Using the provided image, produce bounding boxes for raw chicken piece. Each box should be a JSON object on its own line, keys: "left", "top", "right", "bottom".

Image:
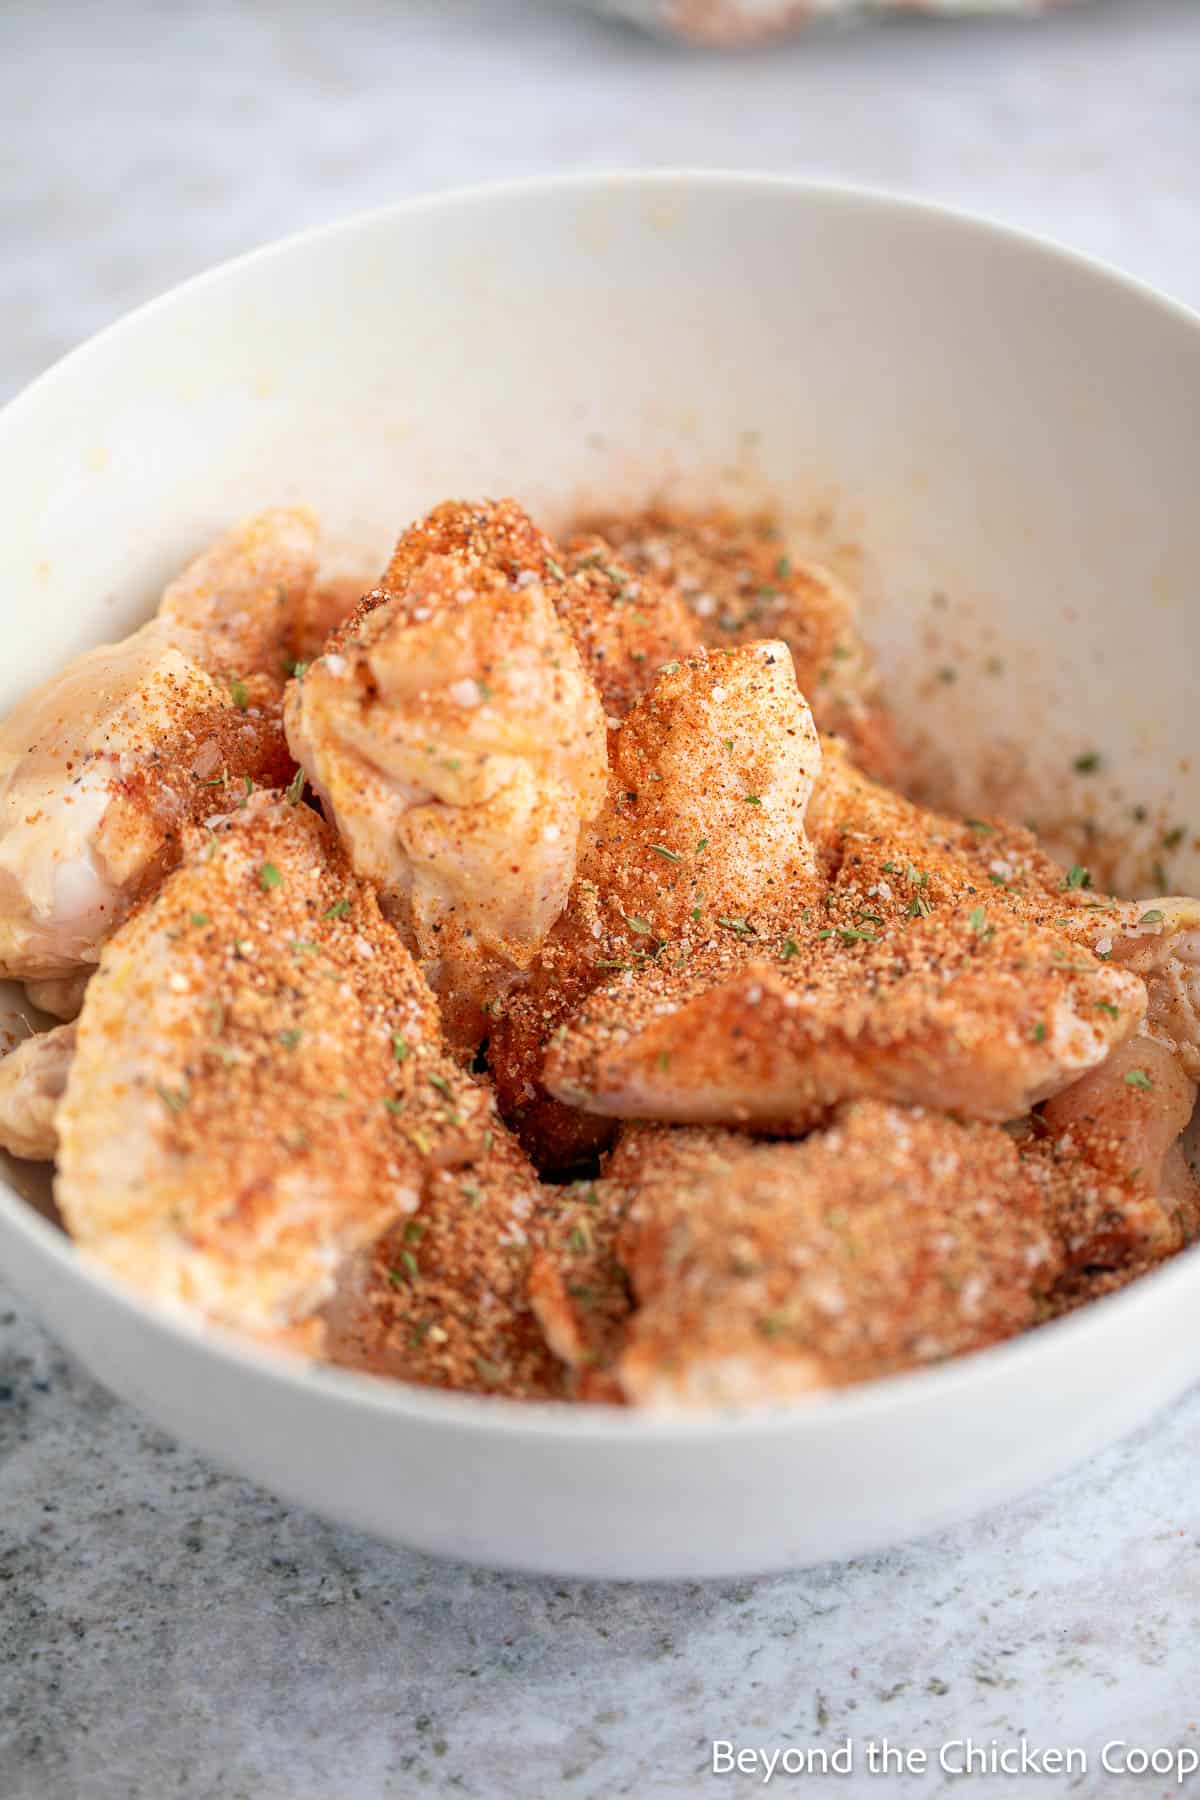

{"left": 285, "top": 500, "right": 608, "bottom": 1054}
{"left": 544, "top": 904, "right": 1145, "bottom": 1132}
{"left": 1028, "top": 1035, "right": 1200, "bottom": 1272}
{"left": 807, "top": 735, "right": 1074, "bottom": 928}
{"left": 293, "top": 571, "right": 370, "bottom": 666}
{"left": 325, "top": 1119, "right": 569, "bottom": 1400}
{"left": 488, "top": 640, "right": 823, "bottom": 1168}
{"left": 0, "top": 1022, "right": 75, "bottom": 1161}
{"left": 1069, "top": 895, "right": 1200, "bottom": 1078}
{"left": 24, "top": 972, "right": 90, "bottom": 1020}
{"left": 525, "top": 1126, "right": 760, "bottom": 1402}
{"left": 55, "top": 795, "right": 492, "bottom": 1348}
{"left": 0, "top": 509, "right": 316, "bottom": 982}
{"left": 1027, "top": 897, "right": 1200, "bottom": 1271}
{"left": 580, "top": 502, "right": 897, "bottom": 780}
{"left": 157, "top": 505, "right": 320, "bottom": 681}
{"left": 552, "top": 535, "right": 701, "bottom": 722}
{"left": 611, "top": 1104, "right": 1058, "bottom": 1410}
{"left": 526, "top": 1170, "right": 632, "bottom": 1402}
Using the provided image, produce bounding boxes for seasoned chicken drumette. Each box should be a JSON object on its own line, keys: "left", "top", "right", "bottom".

{"left": 545, "top": 903, "right": 1145, "bottom": 1132}
{"left": 0, "top": 509, "right": 315, "bottom": 986}
{"left": 285, "top": 501, "right": 609, "bottom": 1054}
{"left": 54, "top": 794, "right": 502, "bottom": 1348}
{"left": 580, "top": 502, "right": 897, "bottom": 780}
{"left": 533, "top": 1106, "right": 1058, "bottom": 1411}
{"left": 488, "top": 640, "right": 823, "bottom": 1168}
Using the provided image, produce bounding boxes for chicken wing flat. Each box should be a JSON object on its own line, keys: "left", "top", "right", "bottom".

{"left": 546, "top": 901, "right": 1144, "bottom": 1134}
{"left": 285, "top": 501, "right": 608, "bottom": 1054}
{"left": 54, "top": 794, "right": 492, "bottom": 1347}
{"left": 0, "top": 509, "right": 314, "bottom": 982}
{"left": 488, "top": 640, "right": 823, "bottom": 1168}
{"left": 579, "top": 502, "right": 897, "bottom": 780}
{"left": 610, "top": 1104, "right": 1057, "bottom": 1410}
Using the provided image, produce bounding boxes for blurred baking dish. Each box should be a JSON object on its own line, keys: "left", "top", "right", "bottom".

{"left": 565, "top": 0, "right": 1082, "bottom": 45}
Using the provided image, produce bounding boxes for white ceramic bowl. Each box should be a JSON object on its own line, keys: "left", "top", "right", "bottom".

{"left": 2, "top": 174, "right": 1199, "bottom": 1580}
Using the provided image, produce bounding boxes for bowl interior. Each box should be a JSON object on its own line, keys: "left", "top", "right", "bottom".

{"left": 3, "top": 170, "right": 1200, "bottom": 1370}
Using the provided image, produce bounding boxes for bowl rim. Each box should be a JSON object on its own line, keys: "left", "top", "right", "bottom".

{"left": 3, "top": 166, "right": 1199, "bottom": 1444}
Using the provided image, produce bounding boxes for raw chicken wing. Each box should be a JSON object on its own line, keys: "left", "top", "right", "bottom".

{"left": 545, "top": 904, "right": 1145, "bottom": 1132}
{"left": 54, "top": 794, "right": 492, "bottom": 1347}
{"left": 611, "top": 1104, "right": 1057, "bottom": 1410}
{"left": 285, "top": 501, "right": 608, "bottom": 1054}
{"left": 1028, "top": 896, "right": 1200, "bottom": 1271}
{"left": 580, "top": 502, "right": 897, "bottom": 780}
{"left": 489, "top": 640, "right": 823, "bottom": 1168}
{"left": 0, "top": 509, "right": 315, "bottom": 982}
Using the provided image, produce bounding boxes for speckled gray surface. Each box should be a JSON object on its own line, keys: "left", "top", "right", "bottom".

{"left": 3, "top": 3, "right": 1200, "bottom": 1795}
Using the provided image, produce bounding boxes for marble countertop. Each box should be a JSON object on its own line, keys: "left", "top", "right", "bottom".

{"left": 3, "top": 2, "right": 1200, "bottom": 1794}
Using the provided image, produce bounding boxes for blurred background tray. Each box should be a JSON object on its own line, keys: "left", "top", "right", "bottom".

{"left": 562, "top": 0, "right": 1085, "bottom": 45}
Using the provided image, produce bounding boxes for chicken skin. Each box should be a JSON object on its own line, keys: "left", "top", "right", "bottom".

{"left": 580, "top": 502, "right": 897, "bottom": 780}
{"left": 495, "top": 640, "right": 1128, "bottom": 1167}
{"left": 285, "top": 501, "right": 608, "bottom": 1054}
{"left": 607, "top": 1105, "right": 1057, "bottom": 1410}
{"left": 488, "top": 640, "right": 823, "bottom": 1168}
{"left": 0, "top": 509, "right": 314, "bottom": 984}
{"left": 54, "top": 794, "right": 494, "bottom": 1347}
